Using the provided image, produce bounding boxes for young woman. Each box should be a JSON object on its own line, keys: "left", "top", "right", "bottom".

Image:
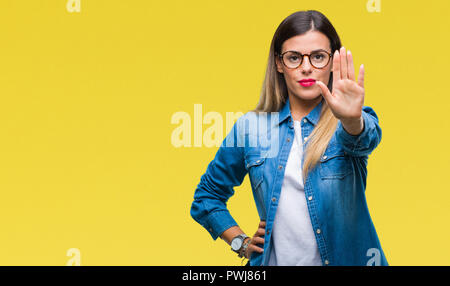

{"left": 190, "top": 10, "right": 388, "bottom": 266}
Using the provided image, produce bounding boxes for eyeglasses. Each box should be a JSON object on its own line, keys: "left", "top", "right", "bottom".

{"left": 277, "top": 49, "right": 333, "bottom": 69}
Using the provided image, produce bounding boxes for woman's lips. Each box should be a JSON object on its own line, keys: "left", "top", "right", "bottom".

{"left": 298, "top": 79, "right": 316, "bottom": 87}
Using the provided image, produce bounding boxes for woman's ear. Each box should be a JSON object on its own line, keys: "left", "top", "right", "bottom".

{"left": 275, "top": 56, "right": 284, "bottom": 74}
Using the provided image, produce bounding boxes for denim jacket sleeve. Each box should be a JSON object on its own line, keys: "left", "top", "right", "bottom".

{"left": 190, "top": 115, "right": 248, "bottom": 240}
{"left": 335, "top": 106, "right": 382, "bottom": 157}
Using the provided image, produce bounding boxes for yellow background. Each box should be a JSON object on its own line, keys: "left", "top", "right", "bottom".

{"left": 0, "top": 0, "right": 448, "bottom": 265}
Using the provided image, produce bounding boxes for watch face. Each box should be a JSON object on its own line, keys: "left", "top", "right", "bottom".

{"left": 231, "top": 238, "right": 242, "bottom": 251}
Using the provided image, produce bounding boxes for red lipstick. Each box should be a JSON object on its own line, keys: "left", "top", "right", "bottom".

{"left": 298, "top": 79, "right": 316, "bottom": 87}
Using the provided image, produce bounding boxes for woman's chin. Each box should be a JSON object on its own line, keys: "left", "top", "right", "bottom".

{"left": 291, "top": 92, "right": 322, "bottom": 102}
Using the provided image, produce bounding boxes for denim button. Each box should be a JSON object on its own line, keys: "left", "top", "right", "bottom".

{"left": 278, "top": 165, "right": 283, "bottom": 170}
{"left": 316, "top": 229, "right": 321, "bottom": 234}
{"left": 303, "top": 119, "right": 307, "bottom": 123}
{"left": 322, "top": 155, "right": 327, "bottom": 160}
{"left": 308, "top": 196, "right": 313, "bottom": 201}
{"left": 287, "top": 137, "right": 291, "bottom": 142}
{"left": 272, "top": 197, "right": 276, "bottom": 202}
{"left": 304, "top": 137, "right": 308, "bottom": 142}
{"left": 325, "top": 260, "right": 329, "bottom": 265}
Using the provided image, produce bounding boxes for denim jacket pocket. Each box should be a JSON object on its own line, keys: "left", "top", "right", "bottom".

{"left": 319, "top": 144, "right": 352, "bottom": 180}
{"left": 245, "top": 154, "right": 266, "bottom": 189}
{"left": 245, "top": 153, "right": 267, "bottom": 220}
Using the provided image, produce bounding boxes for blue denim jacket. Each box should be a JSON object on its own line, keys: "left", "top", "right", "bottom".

{"left": 190, "top": 96, "right": 388, "bottom": 266}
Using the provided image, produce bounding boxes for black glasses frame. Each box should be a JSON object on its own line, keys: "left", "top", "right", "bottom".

{"left": 277, "top": 50, "right": 333, "bottom": 69}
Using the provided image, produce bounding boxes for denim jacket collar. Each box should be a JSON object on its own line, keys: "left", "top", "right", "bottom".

{"left": 278, "top": 96, "right": 324, "bottom": 126}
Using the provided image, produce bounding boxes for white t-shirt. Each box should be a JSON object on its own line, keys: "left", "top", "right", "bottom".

{"left": 267, "top": 120, "right": 322, "bottom": 266}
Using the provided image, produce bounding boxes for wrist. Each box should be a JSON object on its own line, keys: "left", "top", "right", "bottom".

{"left": 340, "top": 115, "right": 364, "bottom": 136}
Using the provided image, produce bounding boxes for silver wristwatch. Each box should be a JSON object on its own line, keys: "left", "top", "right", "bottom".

{"left": 230, "top": 234, "right": 249, "bottom": 256}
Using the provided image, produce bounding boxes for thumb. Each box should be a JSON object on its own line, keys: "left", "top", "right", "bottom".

{"left": 316, "top": 80, "right": 333, "bottom": 103}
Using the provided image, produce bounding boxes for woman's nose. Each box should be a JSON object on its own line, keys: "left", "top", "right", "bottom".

{"left": 299, "top": 55, "right": 313, "bottom": 72}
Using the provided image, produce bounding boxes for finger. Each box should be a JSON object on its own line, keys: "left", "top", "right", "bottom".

{"left": 251, "top": 236, "right": 265, "bottom": 245}
{"left": 347, "top": 50, "right": 355, "bottom": 82}
{"left": 316, "top": 80, "right": 334, "bottom": 104}
{"left": 357, "top": 64, "right": 365, "bottom": 88}
{"left": 249, "top": 244, "right": 264, "bottom": 253}
{"left": 340, "top": 46, "right": 348, "bottom": 80}
{"left": 333, "top": 50, "right": 341, "bottom": 83}
{"left": 245, "top": 245, "right": 263, "bottom": 259}
{"left": 256, "top": 228, "right": 266, "bottom": 236}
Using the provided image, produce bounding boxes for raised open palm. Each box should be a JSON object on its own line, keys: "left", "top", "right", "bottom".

{"left": 316, "top": 46, "right": 365, "bottom": 121}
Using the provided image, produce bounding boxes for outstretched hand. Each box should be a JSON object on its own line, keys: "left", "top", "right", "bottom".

{"left": 316, "top": 46, "right": 365, "bottom": 122}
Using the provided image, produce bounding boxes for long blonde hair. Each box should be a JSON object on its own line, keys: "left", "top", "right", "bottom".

{"left": 251, "top": 10, "right": 342, "bottom": 180}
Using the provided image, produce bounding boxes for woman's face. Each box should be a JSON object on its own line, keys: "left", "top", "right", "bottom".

{"left": 276, "top": 30, "right": 333, "bottom": 102}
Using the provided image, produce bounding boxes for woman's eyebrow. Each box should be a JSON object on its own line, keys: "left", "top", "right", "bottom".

{"left": 285, "top": 48, "right": 329, "bottom": 53}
